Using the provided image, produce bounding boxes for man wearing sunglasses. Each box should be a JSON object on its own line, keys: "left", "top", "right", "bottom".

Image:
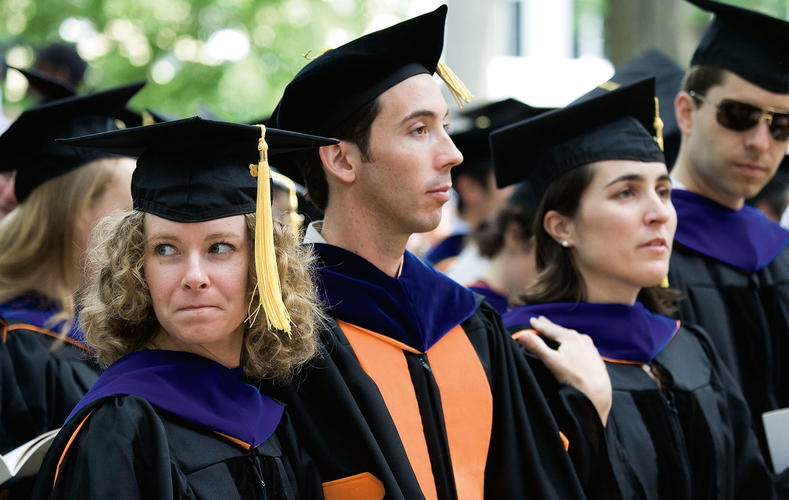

{"left": 668, "top": 0, "right": 789, "bottom": 473}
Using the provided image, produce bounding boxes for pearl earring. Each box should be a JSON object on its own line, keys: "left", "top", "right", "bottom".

{"left": 561, "top": 240, "right": 569, "bottom": 247}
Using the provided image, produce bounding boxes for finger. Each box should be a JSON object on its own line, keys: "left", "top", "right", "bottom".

{"left": 529, "top": 316, "right": 576, "bottom": 342}
{"left": 517, "top": 329, "right": 558, "bottom": 361}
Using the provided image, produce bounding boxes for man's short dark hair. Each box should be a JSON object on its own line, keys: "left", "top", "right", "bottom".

{"left": 300, "top": 97, "right": 381, "bottom": 211}
{"left": 681, "top": 65, "right": 727, "bottom": 97}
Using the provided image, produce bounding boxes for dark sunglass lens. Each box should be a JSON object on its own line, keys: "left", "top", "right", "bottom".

{"left": 770, "top": 113, "right": 789, "bottom": 141}
{"left": 717, "top": 100, "right": 761, "bottom": 130}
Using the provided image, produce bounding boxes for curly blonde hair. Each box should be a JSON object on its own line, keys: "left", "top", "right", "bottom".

{"left": 79, "top": 210, "right": 322, "bottom": 380}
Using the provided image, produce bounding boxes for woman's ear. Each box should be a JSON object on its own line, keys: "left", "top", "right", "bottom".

{"left": 318, "top": 141, "right": 359, "bottom": 185}
{"left": 543, "top": 209, "right": 574, "bottom": 248}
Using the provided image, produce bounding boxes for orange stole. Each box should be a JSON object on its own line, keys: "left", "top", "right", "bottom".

{"left": 337, "top": 320, "right": 492, "bottom": 500}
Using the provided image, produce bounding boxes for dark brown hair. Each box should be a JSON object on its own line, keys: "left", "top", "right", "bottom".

{"left": 475, "top": 202, "right": 536, "bottom": 258}
{"left": 300, "top": 98, "right": 381, "bottom": 211}
{"left": 681, "top": 65, "right": 727, "bottom": 96}
{"left": 515, "top": 164, "right": 680, "bottom": 315}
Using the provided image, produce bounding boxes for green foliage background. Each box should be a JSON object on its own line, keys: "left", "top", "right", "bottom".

{"left": 0, "top": 0, "right": 406, "bottom": 121}
{"left": 2, "top": 0, "right": 788, "bottom": 122}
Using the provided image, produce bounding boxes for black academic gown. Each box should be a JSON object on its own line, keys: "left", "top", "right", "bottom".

{"left": 0, "top": 317, "right": 99, "bottom": 498}
{"left": 31, "top": 350, "right": 322, "bottom": 500}
{"left": 264, "top": 243, "right": 600, "bottom": 499}
{"left": 603, "top": 326, "right": 774, "bottom": 499}
{"left": 668, "top": 190, "right": 789, "bottom": 468}
{"left": 505, "top": 302, "right": 776, "bottom": 499}
{"left": 32, "top": 396, "right": 318, "bottom": 500}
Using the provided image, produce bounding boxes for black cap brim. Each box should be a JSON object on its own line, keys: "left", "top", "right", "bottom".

{"left": 491, "top": 78, "right": 664, "bottom": 197}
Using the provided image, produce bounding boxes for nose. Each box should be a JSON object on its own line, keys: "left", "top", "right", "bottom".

{"left": 645, "top": 192, "right": 673, "bottom": 226}
{"left": 181, "top": 253, "right": 209, "bottom": 290}
{"left": 744, "top": 117, "right": 774, "bottom": 152}
{"left": 440, "top": 130, "right": 464, "bottom": 170}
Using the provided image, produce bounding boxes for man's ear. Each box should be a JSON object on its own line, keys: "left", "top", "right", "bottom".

{"left": 318, "top": 141, "right": 359, "bottom": 185}
{"left": 543, "top": 209, "right": 574, "bottom": 247}
{"left": 675, "top": 91, "right": 696, "bottom": 137}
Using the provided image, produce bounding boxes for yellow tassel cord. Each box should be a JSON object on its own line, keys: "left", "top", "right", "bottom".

{"left": 660, "top": 276, "right": 670, "bottom": 288}
{"left": 653, "top": 97, "right": 664, "bottom": 152}
{"left": 141, "top": 110, "right": 155, "bottom": 126}
{"left": 597, "top": 80, "right": 620, "bottom": 91}
{"left": 248, "top": 125, "right": 292, "bottom": 335}
{"left": 436, "top": 60, "right": 472, "bottom": 109}
{"left": 270, "top": 170, "right": 304, "bottom": 236}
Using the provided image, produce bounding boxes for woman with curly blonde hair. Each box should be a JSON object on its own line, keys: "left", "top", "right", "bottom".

{"left": 32, "top": 117, "right": 337, "bottom": 500}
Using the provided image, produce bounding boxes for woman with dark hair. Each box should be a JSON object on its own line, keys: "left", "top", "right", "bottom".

{"left": 31, "top": 118, "right": 336, "bottom": 499}
{"left": 493, "top": 79, "right": 776, "bottom": 499}
{"left": 469, "top": 196, "right": 537, "bottom": 313}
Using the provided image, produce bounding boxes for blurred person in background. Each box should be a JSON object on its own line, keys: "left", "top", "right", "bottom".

{"left": 468, "top": 190, "right": 538, "bottom": 314}
{"left": 424, "top": 99, "right": 545, "bottom": 278}
{"left": 0, "top": 82, "right": 142, "bottom": 497}
{"left": 33, "top": 42, "right": 86, "bottom": 90}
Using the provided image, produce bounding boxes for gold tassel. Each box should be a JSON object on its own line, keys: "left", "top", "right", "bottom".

{"left": 597, "top": 80, "right": 620, "bottom": 91}
{"left": 142, "top": 110, "right": 155, "bottom": 126}
{"left": 660, "top": 276, "right": 669, "bottom": 288}
{"left": 270, "top": 170, "right": 304, "bottom": 236}
{"left": 248, "top": 125, "right": 292, "bottom": 335}
{"left": 653, "top": 97, "right": 664, "bottom": 152}
{"left": 436, "top": 60, "right": 472, "bottom": 109}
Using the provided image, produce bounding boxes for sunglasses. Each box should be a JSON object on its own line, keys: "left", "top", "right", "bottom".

{"left": 689, "top": 90, "right": 789, "bottom": 141}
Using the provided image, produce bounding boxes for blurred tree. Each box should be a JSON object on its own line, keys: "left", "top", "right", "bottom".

{"left": 604, "top": 0, "right": 789, "bottom": 68}
{"left": 0, "top": 0, "right": 408, "bottom": 121}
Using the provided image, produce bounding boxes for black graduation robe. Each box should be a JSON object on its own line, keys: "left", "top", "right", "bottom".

{"left": 668, "top": 189, "right": 789, "bottom": 468}
{"left": 505, "top": 302, "right": 776, "bottom": 499}
{"left": 31, "top": 350, "right": 322, "bottom": 500}
{"left": 0, "top": 316, "right": 99, "bottom": 498}
{"left": 263, "top": 243, "right": 604, "bottom": 500}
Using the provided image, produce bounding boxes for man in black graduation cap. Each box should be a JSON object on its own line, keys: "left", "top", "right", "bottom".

{"left": 265, "top": 5, "right": 615, "bottom": 499}
{"left": 423, "top": 99, "right": 547, "bottom": 280}
{"left": 667, "top": 0, "right": 789, "bottom": 470}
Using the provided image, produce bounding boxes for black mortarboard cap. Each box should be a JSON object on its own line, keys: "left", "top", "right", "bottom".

{"left": 269, "top": 5, "right": 449, "bottom": 138}
{"left": 451, "top": 99, "right": 551, "bottom": 175}
{"left": 584, "top": 49, "right": 684, "bottom": 168}
{"left": 688, "top": 0, "right": 789, "bottom": 93}
{"left": 57, "top": 116, "right": 337, "bottom": 223}
{"left": 9, "top": 65, "right": 76, "bottom": 101}
{"left": 490, "top": 78, "right": 665, "bottom": 200}
{"left": 0, "top": 81, "right": 145, "bottom": 202}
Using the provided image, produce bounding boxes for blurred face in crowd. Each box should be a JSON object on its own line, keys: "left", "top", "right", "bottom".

{"left": 0, "top": 171, "right": 17, "bottom": 220}
{"left": 352, "top": 74, "right": 464, "bottom": 238}
{"left": 502, "top": 229, "right": 537, "bottom": 296}
{"left": 143, "top": 213, "right": 249, "bottom": 367}
{"left": 678, "top": 71, "right": 789, "bottom": 208}
{"left": 547, "top": 160, "right": 676, "bottom": 304}
{"left": 76, "top": 158, "right": 136, "bottom": 259}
